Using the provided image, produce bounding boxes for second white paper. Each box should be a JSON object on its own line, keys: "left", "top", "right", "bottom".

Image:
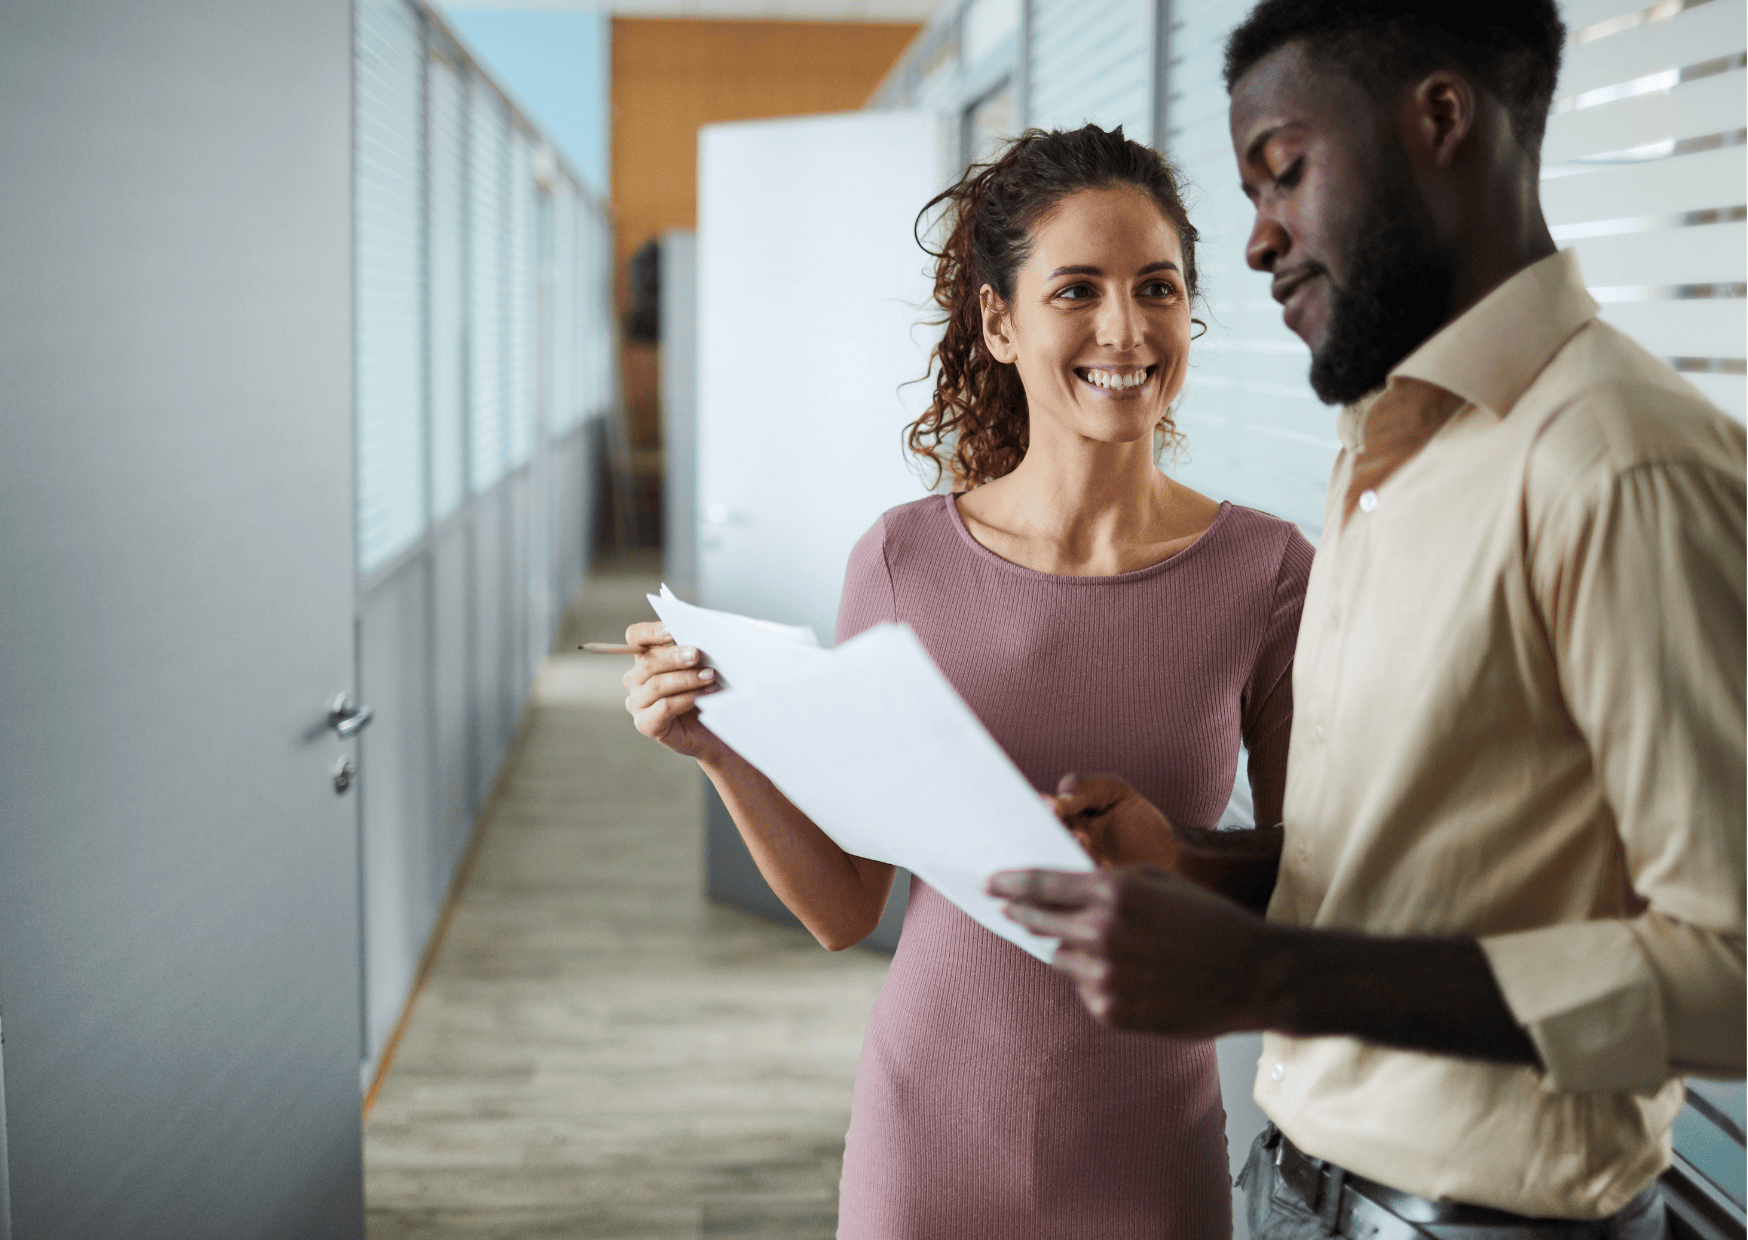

{"left": 698, "top": 622, "right": 1092, "bottom": 961}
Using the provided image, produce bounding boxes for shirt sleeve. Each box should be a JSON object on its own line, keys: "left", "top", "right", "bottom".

{"left": 1241, "top": 526, "right": 1314, "bottom": 829}
{"left": 1482, "top": 457, "right": 1747, "bottom": 1091}
{"left": 835, "top": 513, "right": 898, "bottom": 645}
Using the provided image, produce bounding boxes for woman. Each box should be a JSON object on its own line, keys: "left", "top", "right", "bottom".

{"left": 622, "top": 125, "right": 1313, "bottom": 1237}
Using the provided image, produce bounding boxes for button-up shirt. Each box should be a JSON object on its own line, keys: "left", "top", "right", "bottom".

{"left": 1256, "top": 249, "right": 1745, "bottom": 1217}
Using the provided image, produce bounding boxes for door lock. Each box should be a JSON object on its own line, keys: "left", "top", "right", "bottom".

{"left": 333, "top": 757, "right": 355, "bottom": 795}
{"left": 327, "top": 693, "right": 375, "bottom": 740}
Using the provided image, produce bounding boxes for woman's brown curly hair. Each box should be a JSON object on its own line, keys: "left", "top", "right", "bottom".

{"left": 907, "top": 125, "right": 1201, "bottom": 490}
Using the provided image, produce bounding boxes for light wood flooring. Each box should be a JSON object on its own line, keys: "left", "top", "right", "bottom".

{"left": 364, "top": 564, "right": 891, "bottom": 1239}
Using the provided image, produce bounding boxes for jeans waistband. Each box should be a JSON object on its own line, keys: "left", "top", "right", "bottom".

{"left": 1268, "top": 1125, "right": 1664, "bottom": 1238}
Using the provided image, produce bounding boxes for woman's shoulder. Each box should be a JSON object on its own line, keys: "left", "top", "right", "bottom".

{"left": 847, "top": 493, "right": 959, "bottom": 565}
{"left": 1203, "top": 502, "right": 1314, "bottom": 594}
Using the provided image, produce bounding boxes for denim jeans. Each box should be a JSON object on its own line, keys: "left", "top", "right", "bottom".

{"left": 1237, "top": 1126, "right": 1669, "bottom": 1240}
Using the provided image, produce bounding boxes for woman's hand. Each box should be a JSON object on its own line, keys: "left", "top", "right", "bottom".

{"left": 1048, "top": 772, "right": 1283, "bottom": 912}
{"left": 622, "top": 620, "right": 724, "bottom": 762}
{"left": 1049, "top": 773, "right": 1183, "bottom": 870}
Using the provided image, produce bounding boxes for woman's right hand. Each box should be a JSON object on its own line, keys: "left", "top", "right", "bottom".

{"left": 622, "top": 620, "right": 724, "bottom": 762}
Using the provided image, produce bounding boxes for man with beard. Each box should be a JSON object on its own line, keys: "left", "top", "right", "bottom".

{"left": 988, "top": 1, "right": 1745, "bottom": 1235}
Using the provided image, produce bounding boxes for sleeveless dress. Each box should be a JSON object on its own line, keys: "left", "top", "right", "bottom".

{"left": 833, "top": 494, "right": 1313, "bottom": 1240}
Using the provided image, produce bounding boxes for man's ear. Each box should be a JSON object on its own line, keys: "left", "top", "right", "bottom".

{"left": 980, "top": 284, "right": 1019, "bottom": 365}
{"left": 1406, "top": 70, "right": 1476, "bottom": 169}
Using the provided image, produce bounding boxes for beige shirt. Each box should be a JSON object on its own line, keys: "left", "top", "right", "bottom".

{"left": 1256, "top": 249, "right": 1746, "bottom": 1217}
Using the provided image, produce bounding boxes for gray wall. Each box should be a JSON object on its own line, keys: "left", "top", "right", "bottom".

{"left": 358, "top": 422, "right": 599, "bottom": 1074}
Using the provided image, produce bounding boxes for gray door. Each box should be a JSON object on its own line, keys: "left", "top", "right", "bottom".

{"left": 0, "top": 2, "right": 365, "bottom": 1238}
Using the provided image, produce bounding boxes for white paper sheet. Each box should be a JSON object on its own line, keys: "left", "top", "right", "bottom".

{"left": 696, "top": 622, "right": 1091, "bottom": 962}
{"left": 647, "top": 584, "right": 828, "bottom": 691}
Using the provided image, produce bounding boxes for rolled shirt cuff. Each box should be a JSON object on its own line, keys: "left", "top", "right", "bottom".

{"left": 1480, "top": 919, "right": 1669, "bottom": 1094}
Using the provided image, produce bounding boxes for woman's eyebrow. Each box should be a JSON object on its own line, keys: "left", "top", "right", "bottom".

{"left": 1047, "top": 260, "right": 1180, "bottom": 278}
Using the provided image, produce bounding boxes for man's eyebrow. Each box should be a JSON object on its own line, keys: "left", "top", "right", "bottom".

{"left": 1243, "top": 123, "right": 1288, "bottom": 167}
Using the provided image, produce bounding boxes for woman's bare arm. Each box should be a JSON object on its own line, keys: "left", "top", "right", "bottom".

{"left": 622, "top": 620, "right": 894, "bottom": 950}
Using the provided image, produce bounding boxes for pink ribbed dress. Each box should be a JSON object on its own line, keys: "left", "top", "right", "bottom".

{"left": 832, "top": 494, "right": 1313, "bottom": 1240}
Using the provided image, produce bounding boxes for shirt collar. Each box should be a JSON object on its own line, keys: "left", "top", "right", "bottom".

{"left": 1336, "top": 249, "right": 1599, "bottom": 451}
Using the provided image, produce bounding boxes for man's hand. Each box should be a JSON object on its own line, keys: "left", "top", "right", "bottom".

{"left": 986, "top": 866, "right": 1275, "bottom": 1038}
{"left": 987, "top": 865, "right": 1542, "bottom": 1065}
{"left": 1051, "top": 774, "right": 1282, "bottom": 913}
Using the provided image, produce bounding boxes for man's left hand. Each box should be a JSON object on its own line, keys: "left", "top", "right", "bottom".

{"left": 986, "top": 866, "right": 1275, "bottom": 1038}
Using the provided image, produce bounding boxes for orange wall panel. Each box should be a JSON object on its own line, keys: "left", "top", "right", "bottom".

{"left": 610, "top": 17, "right": 920, "bottom": 310}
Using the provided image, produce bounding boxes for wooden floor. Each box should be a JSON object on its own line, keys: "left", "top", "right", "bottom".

{"left": 364, "top": 564, "right": 891, "bottom": 1239}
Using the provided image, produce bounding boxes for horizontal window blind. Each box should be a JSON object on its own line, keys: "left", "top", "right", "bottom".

{"left": 1545, "top": 0, "right": 1746, "bottom": 421}
{"left": 1163, "top": 0, "right": 1746, "bottom": 544}
{"left": 1029, "top": 0, "right": 1158, "bottom": 141}
{"left": 505, "top": 129, "right": 536, "bottom": 467}
{"left": 355, "top": 0, "right": 427, "bottom": 573}
{"left": 468, "top": 87, "right": 508, "bottom": 494}
{"left": 551, "top": 184, "right": 577, "bottom": 434}
{"left": 1164, "top": 0, "right": 1333, "bottom": 538}
{"left": 427, "top": 44, "right": 466, "bottom": 522}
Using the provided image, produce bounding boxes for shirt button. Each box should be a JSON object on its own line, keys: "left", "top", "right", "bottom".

{"left": 1358, "top": 489, "right": 1379, "bottom": 513}
{"left": 1271, "top": 1063, "right": 1286, "bottom": 1082}
{"left": 1313, "top": 724, "right": 1325, "bottom": 743}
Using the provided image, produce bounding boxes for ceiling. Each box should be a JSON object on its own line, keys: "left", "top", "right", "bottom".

{"left": 442, "top": 0, "right": 940, "bottom": 22}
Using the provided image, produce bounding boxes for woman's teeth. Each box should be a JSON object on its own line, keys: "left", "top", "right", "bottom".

{"left": 1083, "top": 368, "right": 1148, "bottom": 390}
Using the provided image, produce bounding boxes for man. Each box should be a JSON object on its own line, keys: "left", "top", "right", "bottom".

{"left": 988, "top": 1, "right": 1745, "bottom": 1234}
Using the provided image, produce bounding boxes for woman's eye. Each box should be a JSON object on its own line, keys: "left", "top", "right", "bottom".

{"left": 1054, "top": 283, "right": 1094, "bottom": 302}
{"left": 1141, "top": 280, "right": 1178, "bottom": 299}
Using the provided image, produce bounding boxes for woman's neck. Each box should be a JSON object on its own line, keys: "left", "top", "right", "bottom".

{"left": 955, "top": 431, "right": 1221, "bottom": 577}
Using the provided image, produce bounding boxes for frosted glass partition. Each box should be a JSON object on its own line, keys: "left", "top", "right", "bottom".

{"left": 427, "top": 46, "right": 468, "bottom": 522}
{"left": 505, "top": 129, "right": 537, "bottom": 467}
{"left": 696, "top": 111, "right": 946, "bottom": 646}
{"left": 355, "top": 0, "right": 428, "bottom": 571}
{"left": 468, "top": 87, "right": 508, "bottom": 495}
{"left": 1029, "top": 0, "right": 1158, "bottom": 141}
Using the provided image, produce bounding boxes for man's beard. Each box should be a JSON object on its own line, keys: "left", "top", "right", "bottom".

{"left": 1308, "top": 148, "right": 1458, "bottom": 405}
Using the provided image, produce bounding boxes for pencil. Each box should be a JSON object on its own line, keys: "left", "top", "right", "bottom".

{"left": 579, "top": 642, "right": 643, "bottom": 654}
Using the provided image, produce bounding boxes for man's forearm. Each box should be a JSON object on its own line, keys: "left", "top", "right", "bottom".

{"left": 1172, "top": 824, "right": 1281, "bottom": 914}
{"left": 1254, "top": 925, "right": 1541, "bottom": 1066}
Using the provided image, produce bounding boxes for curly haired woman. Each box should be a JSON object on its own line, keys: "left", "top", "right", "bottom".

{"left": 621, "top": 124, "right": 1313, "bottom": 1238}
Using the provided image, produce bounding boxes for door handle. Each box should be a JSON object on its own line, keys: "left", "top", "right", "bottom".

{"left": 328, "top": 693, "right": 375, "bottom": 740}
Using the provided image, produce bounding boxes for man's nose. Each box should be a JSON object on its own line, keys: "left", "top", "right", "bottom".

{"left": 1246, "top": 215, "right": 1289, "bottom": 273}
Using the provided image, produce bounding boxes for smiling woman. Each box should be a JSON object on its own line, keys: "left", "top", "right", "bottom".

{"left": 619, "top": 123, "right": 1315, "bottom": 1237}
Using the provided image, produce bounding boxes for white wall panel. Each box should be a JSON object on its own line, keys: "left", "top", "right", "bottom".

{"left": 697, "top": 111, "right": 942, "bottom": 645}
{"left": 354, "top": 0, "right": 426, "bottom": 572}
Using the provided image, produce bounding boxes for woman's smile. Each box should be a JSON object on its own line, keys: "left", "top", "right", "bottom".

{"left": 1075, "top": 364, "right": 1156, "bottom": 394}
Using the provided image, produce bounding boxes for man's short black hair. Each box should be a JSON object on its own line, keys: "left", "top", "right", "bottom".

{"left": 1223, "top": 0, "right": 1566, "bottom": 157}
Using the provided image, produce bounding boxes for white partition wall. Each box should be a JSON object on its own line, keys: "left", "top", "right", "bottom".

{"left": 697, "top": 111, "right": 946, "bottom": 644}
{"left": 695, "top": 110, "right": 946, "bottom": 948}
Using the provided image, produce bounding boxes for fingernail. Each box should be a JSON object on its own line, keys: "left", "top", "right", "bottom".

{"left": 681, "top": 647, "right": 698, "bottom": 663}
{"left": 657, "top": 626, "right": 671, "bottom": 640}
{"left": 1057, "top": 774, "right": 1079, "bottom": 794}
{"left": 698, "top": 667, "right": 715, "bottom": 681}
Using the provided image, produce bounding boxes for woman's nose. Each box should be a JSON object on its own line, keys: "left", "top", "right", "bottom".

{"left": 1097, "top": 295, "right": 1144, "bottom": 351}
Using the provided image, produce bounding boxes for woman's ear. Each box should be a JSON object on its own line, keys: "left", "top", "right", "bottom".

{"left": 980, "top": 285, "right": 1019, "bottom": 365}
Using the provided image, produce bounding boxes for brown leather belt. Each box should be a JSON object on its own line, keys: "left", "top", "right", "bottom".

{"left": 1272, "top": 1128, "right": 1664, "bottom": 1240}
